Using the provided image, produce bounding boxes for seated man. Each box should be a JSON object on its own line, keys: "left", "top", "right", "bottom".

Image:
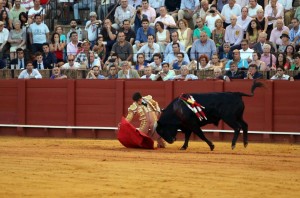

{"left": 225, "top": 49, "right": 249, "bottom": 70}
{"left": 148, "top": 53, "right": 163, "bottom": 71}
{"left": 153, "top": 6, "right": 177, "bottom": 29}
{"left": 113, "top": 0, "right": 135, "bottom": 30}
{"left": 164, "top": 32, "right": 185, "bottom": 57}
{"left": 133, "top": 18, "right": 155, "bottom": 54}
{"left": 193, "top": 18, "right": 211, "bottom": 41}
{"left": 165, "top": 42, "right": 190, "bottom": 65}
{"left": 50, "top": 67, "right": 67, "bottom": 79}
{"left": 135, "top": 34, "right": 160, "bottom": 62}
{"left": 61, "top": 55, "right": 81, "bottom": 69}
{"left": 42, "top": 43, "right": 57, "bottom": 69}
{"left": 172, "top": 52, "right": 189, "bottom": 70}
{"left": 117, "top": 61, "right": 140, "bottom": 79}
{"left": 190, "top": 32, "right": 216, "bottom": 61}
{"left": 141, "top": 66, "right": 156, "bottom": 80}
{"left": 170, "top": 65, "right": 198, "bottom": 80}
{"left": 154, "top": 62, "right": 175, "bottom": 81}
{"left": 225, "top": 61, "right": 245, "bottom": 79}
{"left": 269, "top": 19, "right": 289, "bottom": 51}
{"left": 271, "top": 66, "right": 294, "bottom": 81}
{"left": 86, "top": 66, "right": 105, "bottom": 79}
{"left": 239, "top": 39, "right": 254, "bottom": 62}
{"left": 10, "top": 48, "right": 27, "bottom": 69}
{"left": 125, "top": 92, "right": 165, "bottom": 148}
{"left": 207, "top": 67, "right": 230, "bottom": 82}
{"left": 106, "top": 65, "right": 118, "bottom": 79}
{"left": 18, "top": 61, "right": 42, "bottom": 79}
{"left": 244, "top": 64, "right": 263, "bottom": 79}
{"left": 224, "top": 15, "right": 243, "bottom": 51}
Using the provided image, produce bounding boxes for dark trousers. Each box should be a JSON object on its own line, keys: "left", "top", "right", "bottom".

{"left": 32, "top": 43, "right": 44, "bottom": 54}
{"left": 0, "top": 43, "right": 10, "bottom": 59}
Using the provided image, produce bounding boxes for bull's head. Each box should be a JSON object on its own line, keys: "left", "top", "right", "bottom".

{"left": 154, "top": 121, "right": 178, "bottom": 144}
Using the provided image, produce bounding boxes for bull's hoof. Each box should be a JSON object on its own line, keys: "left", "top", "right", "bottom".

{"left": 244, "top": 142, "right": 248, "bottom": 148}
{"left": 180, "top": 146, "right": 187, "bottom": 150}
{"left": 231, "top": 144, "right": 236, "bottom": 150}
{"left": 209, "top": 144, "right": 215, "bottom": 151}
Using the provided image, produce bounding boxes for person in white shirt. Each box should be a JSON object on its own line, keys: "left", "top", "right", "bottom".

{"left": 135, "top": 34, "right": 160, "bottom": 62}
{"left": 27, "top": 0, "right": 46, "bottom": 24}
{"left": 246, "top": 0, "right": 262, "bottom": 17}
{"left": 113, "top": 0, "right": 135, "bottom": 30}
{"left": 141, "top": 66, "right": 156, "bottom": 80}
{"left": 221, "top": 0, "right": 241, "bottom": 27}
{"left": 153, "top": 6, "right": 177, "bottom": 29}
{"left": 61, "top": 55, "right": 81, "bottom": 69}
{"left": 235, "top": 0, "right": 248, "bottom": 7}
{"left": 170, "top": 65, "right": 198, "bottom": 80}
{"left": 224, "top": 15, "right": 243, "bottom": 50}
{"left": 18, "top": 61, "right": 42, "bottom": 79}
{"left": 264, "top": 0, "right": 284, "bottom": 29}
{"left": 205, "top": 4, "right": 222, "bottom": 32}
{"left": 239, "top": 39, "right": 254, "bottom": 62}
{"left": 0, "top": 21, "right": 9, "bottom": 59}
{"left": 271, "top": 66, "right": 294, "bottom": 81}
{"left": 85, "top": 12, "right": 102, "bottom": 47}
{"left": 237, "top": 7, "right": 252, "bottom": 34}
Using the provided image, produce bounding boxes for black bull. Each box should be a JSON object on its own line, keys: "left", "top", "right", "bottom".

{"left": 155, "top": 81, "right": 263, "bottom": 150}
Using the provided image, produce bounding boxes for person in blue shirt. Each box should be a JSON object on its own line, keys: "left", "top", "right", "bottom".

{"left": 225, "top": 49, "right": 249, "bottom": 70}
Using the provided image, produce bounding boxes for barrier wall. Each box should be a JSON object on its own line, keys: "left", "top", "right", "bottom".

{"left": 0, "top": 79, "right": 299, "bottom": 143}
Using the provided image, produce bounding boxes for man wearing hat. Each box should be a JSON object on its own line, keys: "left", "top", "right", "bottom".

{"left": 0, "top": 21, "right": 9, "bottom": 59}
{"left": 278, "top": 32, "right": 291, "bottom": 53}
{"left": 85, "top": 12, "right": 102, "bottom": 48}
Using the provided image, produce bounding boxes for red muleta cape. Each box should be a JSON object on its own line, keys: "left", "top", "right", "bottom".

{"left": 117, "top": 117, "right": 154, "bottom": 149}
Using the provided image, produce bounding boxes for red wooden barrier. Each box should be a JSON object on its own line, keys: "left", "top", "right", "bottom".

{"left": 0, "top": 79, "right": 299, "bottom": 143}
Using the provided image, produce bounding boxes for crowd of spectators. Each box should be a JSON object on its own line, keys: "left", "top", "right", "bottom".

{"left": 1, "top": 0, "right": 300, "bottom": 81}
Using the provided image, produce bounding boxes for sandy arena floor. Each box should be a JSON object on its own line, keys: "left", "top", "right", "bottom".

{"left": 0, "top": 137, "right": 299, "bottom": 198}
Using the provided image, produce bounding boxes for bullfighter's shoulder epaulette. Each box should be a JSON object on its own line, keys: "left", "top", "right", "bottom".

{"left": 143, "top": 95, "right": 153, "bottom": 100}
{"left": 128, "top": 103, "right": 138, "bottom": 111}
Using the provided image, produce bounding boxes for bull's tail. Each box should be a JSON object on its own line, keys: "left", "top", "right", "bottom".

{"left": 239, "top": 81, "right": 264, "bottom": 97}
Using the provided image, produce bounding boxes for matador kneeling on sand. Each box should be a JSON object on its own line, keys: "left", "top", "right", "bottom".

{"left": 125, "top": 92, "right": 166, "bottom": 148}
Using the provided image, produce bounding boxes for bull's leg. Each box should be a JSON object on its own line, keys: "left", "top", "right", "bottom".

{"left": 180, "top": 127, "right": 192, "bottom": 150}
{"left": 238, "top": 119, "right": 248, "bottom": 148}
{"left": 223, "top": 119, "right": 241, "bottom": 150}
{"left": 193, "top": 127, "right": 215, "bottom": 151}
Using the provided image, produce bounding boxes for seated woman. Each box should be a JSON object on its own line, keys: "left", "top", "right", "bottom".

{"left": 208, "top": 54, "right": 224, "bottom": 70}
{"left": 284, "top": 45, "right": 295, "bottom": 65}
{"left": 190, "top": 54, "right": 212, "bottom": 70}
{"left": 177, "top": 19, "right": 192, "bottom": 51}
{"left": 250, "top": 51, "right": 267, "bottom": 71}
{"left": 155, "top": 21, "right": 170, "bottom": 53}
{"left": 246, "top": 19, "right": 262, "bottom": 49}
{"left": 92, "top": 35, "right": 106, "bottom": 66}
{"left": 212, "top": 19, "right": 225, "bottom": 50}
{"left": 0, "top": 10, "right": 12, "bottom": 30}
{"left": 8, "top": 19, "right": 26, "bottom": 60}
{"left": 135, "top": 53, "right": 148, "bottom": 71}
{"left": 50, "top": 33, "right": 66, "bottom": 67}
{"left": 276, "top": 52, "right": 290, "bottom": 71}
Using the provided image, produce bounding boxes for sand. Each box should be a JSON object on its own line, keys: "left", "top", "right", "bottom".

{"left": 0, "top": 137, "right": 299, "bottom": 198}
